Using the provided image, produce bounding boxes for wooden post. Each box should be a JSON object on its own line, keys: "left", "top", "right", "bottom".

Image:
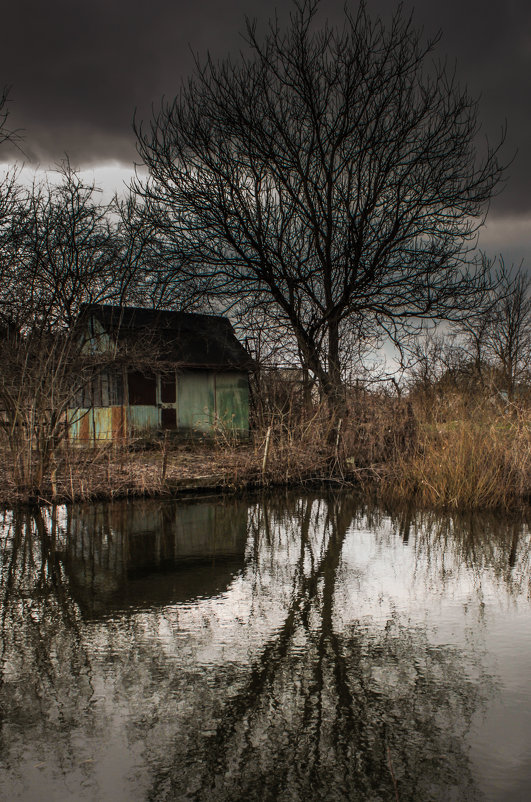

{"left": 335, "top": 418, "right": 343, "bottom": 455}
{"left": 161, "top": 431, "right": 169, "bottom": 482}
{"left": 262, "top": 425, "right": 272, "bottom": 478}
{"left": 50, "top": 456, "right": 57, "bottom": 500}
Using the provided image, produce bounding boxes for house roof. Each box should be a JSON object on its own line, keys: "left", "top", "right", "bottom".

{"left": 80, "top": 304, "right": 254, "bottom": 371}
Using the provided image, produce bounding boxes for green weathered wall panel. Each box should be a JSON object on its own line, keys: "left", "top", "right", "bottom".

{"left": 215, "top": 372, "right": 249, "bottom": 432}
{"left": 177, "top": 372, "right": 215, "bottom": 432}
{"left": 129, "top": 405, "right": 160, "bottom": 432}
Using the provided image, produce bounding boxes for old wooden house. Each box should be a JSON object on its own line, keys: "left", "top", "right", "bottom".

{"left": 70, "top": 304, "right": 252, "bottom": 442}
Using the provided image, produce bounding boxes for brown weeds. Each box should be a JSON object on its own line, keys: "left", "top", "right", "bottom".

{"left": 381, "top": 399, "right": 531, "bottom": 510}
{"left": 1, "top": 392, "right": 531, "bottom": 510}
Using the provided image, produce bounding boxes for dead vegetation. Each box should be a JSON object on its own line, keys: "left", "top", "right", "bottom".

{"left": 0, "top": 391, "right": 411, "bottom": 505}
{"left": 2, "top": 382, "right": 531, "bottom": 511}
{"left": 380, "top": 396, "right": 531, "bottom": 510}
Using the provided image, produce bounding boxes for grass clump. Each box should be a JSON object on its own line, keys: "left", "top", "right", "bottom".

{"left": 380, "top": 399, "right": 531, "bottom": 510}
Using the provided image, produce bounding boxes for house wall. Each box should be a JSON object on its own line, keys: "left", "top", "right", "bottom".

{"left": 69, "top": 369, "right": 249, "bottom": 442}
{"left": 179, "top": 370, "right": 249, "bottom": 434}
{"left": 214, "top": 372, "right": 249, "bottom": 432}
{"left": 69, "top": 406, "right": 126, "bottom": 442}
{"left": 177, "top": 371, "right": 215, "bottom": 432}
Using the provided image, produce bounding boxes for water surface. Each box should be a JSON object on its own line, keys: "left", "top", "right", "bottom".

{"left": 0, "top": 493, "right": 530, "bottom": 800}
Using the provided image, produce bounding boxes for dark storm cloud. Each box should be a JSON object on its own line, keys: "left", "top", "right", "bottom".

{"left": 0, "top": 0, "right": 279, "bottom": 165}
{"left": 382, "top": 0, "right": 531, "bottom": 216}
{"left": 1, "top": 0, "right": 530, "bottom": 215}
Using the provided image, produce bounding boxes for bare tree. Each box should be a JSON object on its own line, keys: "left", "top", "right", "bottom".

{"left": 0, "top": 164, "right": 132, "bottom": 496}
{"left": 0, "top": 90, "right": 23, "bottom": 284}
{"left": 0, "top": 87, "right": 22, "bottom": 150}
{"left": 489, "top": 267, "right": 531, "bottom": 398}
{"left": 135, "top": 0, "right": 505, "bottom": 411}
{"left": 456, "top": 262, "right": 531, "bottom": 400}
{"left": 115, "top": 192, "right": 208, "bottom": 312}
{"left": 1, "top": 163, "right": 123, "bottom": 329}
{"left": 0, "top": 154, "right": 212, "bottom": 496}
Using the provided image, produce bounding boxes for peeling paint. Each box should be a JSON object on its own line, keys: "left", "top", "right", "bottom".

{"left": 69, "top": 370, "right": 249, "bottom": 443}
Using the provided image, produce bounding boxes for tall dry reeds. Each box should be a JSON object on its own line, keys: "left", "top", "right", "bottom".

{"left": 381, "top": 397, "right": 531, "bottom": 510}
{"left": 248, "top": 402, "right": 338, "bottom": 485}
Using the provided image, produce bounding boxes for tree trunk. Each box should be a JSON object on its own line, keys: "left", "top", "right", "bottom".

{"left": 325, "top": 318, "right": 347, "bottom": 417}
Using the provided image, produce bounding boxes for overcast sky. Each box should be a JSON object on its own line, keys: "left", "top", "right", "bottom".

{"left": 1, "top": 0, "right": 529, "bottom": 266}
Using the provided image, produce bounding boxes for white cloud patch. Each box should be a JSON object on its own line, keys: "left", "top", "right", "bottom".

{"left": 0, "top": 160, "right": 139, "bottom": 203}
{"left": 477, "top": 214, "right": 531, "bottom": 269}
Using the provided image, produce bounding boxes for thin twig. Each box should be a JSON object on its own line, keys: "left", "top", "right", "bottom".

{"left": 387, "top": 744, "right": 400, "bottom": 802}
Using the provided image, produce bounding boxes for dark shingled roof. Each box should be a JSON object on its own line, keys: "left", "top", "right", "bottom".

{"left": 80, "top": 304, "right": 253, "bottom": 370}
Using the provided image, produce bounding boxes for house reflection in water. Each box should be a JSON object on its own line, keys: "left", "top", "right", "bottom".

{"left": 60, "top": 499, "right": 248, "bottom": 618}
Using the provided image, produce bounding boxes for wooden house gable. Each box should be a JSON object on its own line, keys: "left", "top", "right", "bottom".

{"left": 70, "top": 305, "right": 252, "bottom": 442}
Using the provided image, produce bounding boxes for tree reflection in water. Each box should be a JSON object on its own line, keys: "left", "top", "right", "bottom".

{"left": 0, "top": 507, "right": 97, "bottom": 790}
{"left": 0, "top": 495, "right": 529, "bottom": 801}
{"left": 161, "top": 496, "right": 495, "bottom": 802}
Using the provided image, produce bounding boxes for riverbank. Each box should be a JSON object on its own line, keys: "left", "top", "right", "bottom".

{"left": 3, "top": 395, "right": 531, "bottom": 510}
{"left": 0, "top": 435, "right": 346, "bottom": 507}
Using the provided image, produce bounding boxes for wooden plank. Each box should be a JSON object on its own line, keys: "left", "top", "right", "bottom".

{"left": 177, "top": 371, "right": 215, "bottom": 432}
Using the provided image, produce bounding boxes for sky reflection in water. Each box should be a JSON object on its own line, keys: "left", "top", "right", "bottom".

{"left": 0, "top": 494, "right": 530, "bottom": 801}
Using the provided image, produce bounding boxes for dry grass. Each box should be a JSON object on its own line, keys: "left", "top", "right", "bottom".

{"left": 2, "top": 392, "right": 531, "bottom": 511}
{"left": 0, "top": 440, "right": 251, "bottom": 506}
{"left": 379, "top": 398, "right": 531, "bottom": 510}
{"left": 0, "top": 401, "right": 351, "bottom": 505}
{"left": 0, "top": 425, "right": 329, "bottom": 506}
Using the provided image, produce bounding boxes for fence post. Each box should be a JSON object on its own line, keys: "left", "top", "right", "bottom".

{"left": 335, "top": 418, "right": 343, "bottom": 455}
{"left": 262, "top": 425, "right": 272, "bottom": 479}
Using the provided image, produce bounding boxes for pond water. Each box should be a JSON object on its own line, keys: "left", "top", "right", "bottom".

{"left": 0, "top": 492, "right": 530, "bottom": 801}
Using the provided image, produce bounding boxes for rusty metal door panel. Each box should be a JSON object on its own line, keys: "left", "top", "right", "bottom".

{"left": 111, "top": 406, "right": 127, "bottom": 441}
{"left": 215, "top": 372, "right": 249, "bottom": 432}
{"left": 69, "top": 406, "right": 126, "bottom": 443}
{"left": 128, "top": 405, "right": 160, "bottom": 433}
{"left": 92, "top": 408, "right": 114, "bottom": 441}
{"left": 68, "top": 408, "right": 90, "bottom": 442}
{"left": 177, "top": 372, "right": 215, "bottom": 432}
